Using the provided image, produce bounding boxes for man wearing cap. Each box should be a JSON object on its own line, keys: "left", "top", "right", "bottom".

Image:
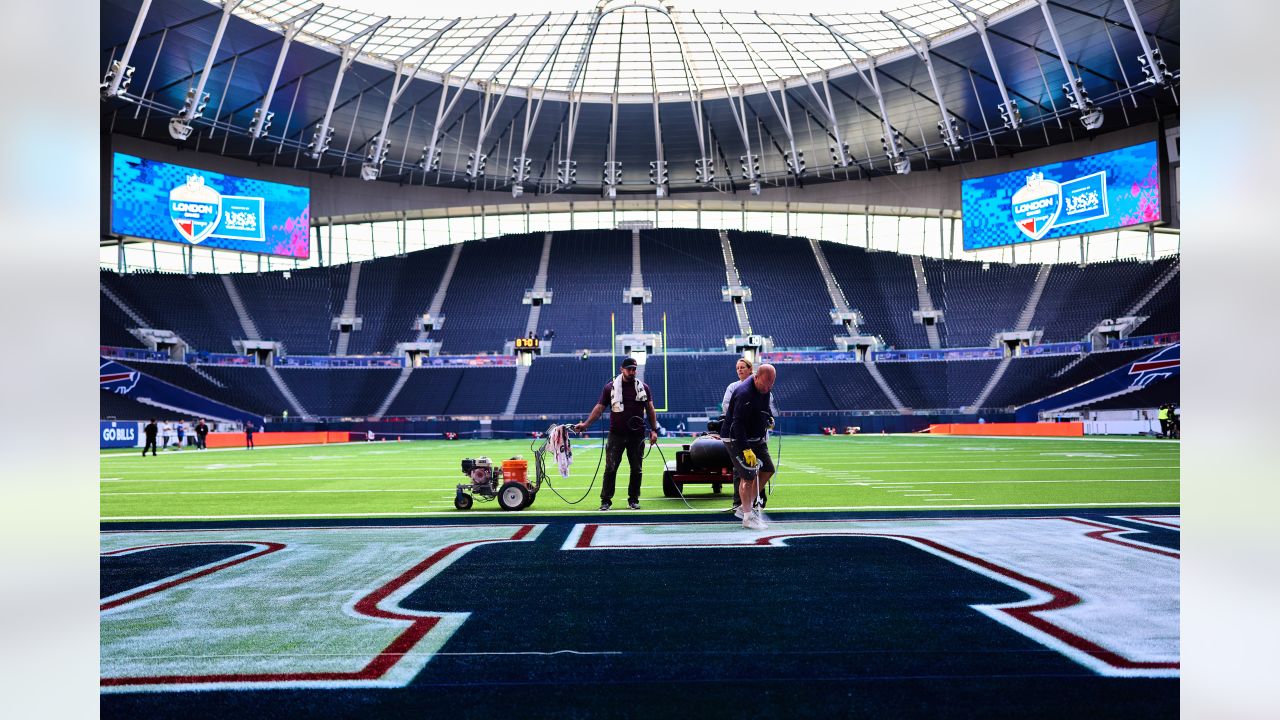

{"left": 574, "top": 357, "right": 659, "bottom": 511}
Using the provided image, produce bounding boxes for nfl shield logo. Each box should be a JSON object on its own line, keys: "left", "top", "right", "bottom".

{"left": 1010, "top": 172, "right": 1062, "bottom": 241}
{"left": 169, "top": 175, "right": 223, "bottom": 244}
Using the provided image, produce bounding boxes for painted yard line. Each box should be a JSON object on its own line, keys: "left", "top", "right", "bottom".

{"left": 100, "top": 478, "right": 1182, "bottom": 497}
{"left": 924, "top": 497, "right": 975, "bottom": 501}
{"left": 101, "top": 500, "right": 1182, "bottom": 520}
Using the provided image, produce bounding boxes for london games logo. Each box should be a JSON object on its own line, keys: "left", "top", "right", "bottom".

{"left": 169, "top": 175, "right": 222, "bottom": 244}
{"left": 169, "top": 175, "right": 266, "bottom": 245}
{"left": 1011, "top": 170, "right": 1110, "bottom": 241}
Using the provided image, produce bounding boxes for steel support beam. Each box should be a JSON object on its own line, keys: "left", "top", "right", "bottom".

{"left": 883, "top": 12, "right": 964, "bottom": 153}
{"left": 249, "top": 4, "right": 322, "bottom": 143}
{"left": 308, "top": 16, "right": 389, "bottom": 159}
{"left": 169, "top": 0, "right": 243, "bottom": 140}
{"left": 101, "top": 0, "right": 153, "bottom": 98}
{"left": 947, "top": 0, "right": 1021, "bottom": 129}
{"left": 1036, "top": 0, "right": 1103, "bottom": 129}
{"left": 1120, "top": 0, "right": 1169, "bottom": 87}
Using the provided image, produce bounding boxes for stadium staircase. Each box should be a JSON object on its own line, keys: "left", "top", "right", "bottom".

{"left": 523, "top": 233, "right": 554, "bottom": 337}
{"left": 631, "top": 229, "right": 645, "bottom": 333}
{"left": 502, "top": 365, "right": 531, "bottom": 418}
{"left": 190, "top": 365, "right": 227, "bottom": 388}
{"left": 333, "top": 261, "right": 362, "bottom": 356}
{"left": 720, "top": 230, "right": 753, "bottom": 335}
{"left": 863, "top": 360, "right": 906, "bottom": 412}
{"left": 100, "top": 284, "right": 149, "bottom": 330}
{"left": 221, "top": 274, "right": 313, "bottom": 421}
{"left": 373, "top": 243, "right": 465, "bottom": 420}
{"left": 809, "top": 238, "right": 855, "bottom": 336}
{"left": 969, "top": 264, "right": 1053, "bottom": 411}
{"left": 1123, "top": 257, "right": 1181, "bottom": 318}
{"left": 910, "top": 255, "right": 942, "bottom": 349}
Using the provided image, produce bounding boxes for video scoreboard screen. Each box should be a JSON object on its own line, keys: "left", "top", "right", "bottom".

{"left": 111, "top": 153, "right": 311, "bottom": 258}
{"left": 961, "top": 141, "right": 1162, "bottom": 251}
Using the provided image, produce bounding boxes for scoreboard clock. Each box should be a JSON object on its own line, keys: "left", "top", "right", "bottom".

{"left": 515, "top": 337, "right": 541, "bottom": 350}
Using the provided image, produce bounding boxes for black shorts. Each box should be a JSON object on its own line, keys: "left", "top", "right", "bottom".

{"left": 723, "top": 440, "right": 774, "bottom": 479}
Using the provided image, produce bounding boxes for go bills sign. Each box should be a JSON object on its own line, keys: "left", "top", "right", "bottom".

{"left": 101, "top": 421, "right": 141, "bottom": 449}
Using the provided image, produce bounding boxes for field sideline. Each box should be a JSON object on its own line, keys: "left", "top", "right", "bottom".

{"left": 100, "top": 434, "right": 1179, "bottom": 521}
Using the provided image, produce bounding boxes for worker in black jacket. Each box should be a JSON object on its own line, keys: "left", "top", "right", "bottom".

{"left": 142, "top": 419, "right": 158, "bottom": 457}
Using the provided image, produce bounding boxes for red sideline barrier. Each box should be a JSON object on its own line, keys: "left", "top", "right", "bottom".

{"left": 927, "top": 422, "right": 1083, "bottom": 437}
{"left": 204, "top": 431, "right": 353, "bottom": 448}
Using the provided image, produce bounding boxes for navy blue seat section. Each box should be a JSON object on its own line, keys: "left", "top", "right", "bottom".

{"left": 100, "top": 270, "right": 246, "bottom": 353}
{"left": 822, "top": 244, "right": 929, "bottom": 349}
{"left": 873, "top": 360, "right": 999, "bottom": 410}
{"left": 1030, "top": 258, "right": 1175, "bottom": 342}
{"left": 100, "top": 291, "right": 145, "bottom": 348}
{"left": 348, "top": 245, "right": 453, "bottom": 356}
{"left": 728, "top": 232, "right": 836, "bottom": 349}
{"left": 101, "top": 390, "right": 186, "bottom": 420}
{"left": 431, "top": 234, "right": 541, "bottom": 355}
{"left": 1133, "top": 270, "right": 1179, "bottom": 336}
{"left": 193, "top": 365, "right": 293, "bottom": 417}
{"left": 517, "top": 357, "right": 620, "bottom": 415}
{"left": 922, "top": 258, "right": 1040, "bottom": 348}
{"left": 639, "top": 230, "right": 739, "bottom": 351}
{"left": 1080, "top": 375, "right": 1180, "bottom": 410}
{"left": 276, "top": 368, "right": 403, "bottom": 418}
{"left": 538, "top": 231, "right": 632, "bottom": 352}
{"left": 233, "top": 265, "right": 348, "bottom": 355}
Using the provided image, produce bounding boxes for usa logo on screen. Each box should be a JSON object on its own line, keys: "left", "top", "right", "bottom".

{"left": 169, "top": 175, "right": 222, "bottom": 244}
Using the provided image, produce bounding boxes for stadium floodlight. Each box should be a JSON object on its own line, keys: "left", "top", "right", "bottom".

{"left": 1079, "top": 107, "right": 1105, "bottom": 130}
{"left": 1138, "top": 48, "right": 1170, "bottom": 87}
{"left": 1062, "top": 77, "right": 1104, "bottom": 130}
{"left": 784, "top": 149, "right": 805, "bottom": 177}
{"left": 249, "top": 108, "right": 274, "bottom": 139}
{"left": 557, "top": 159, "right": 578, "bottom": 187}
{"left": 998, "top": 100, "right": 1022, "bottom": 130}
{"left": 893, "top": 156, "right": 912, "bottom": 175}
{"left": 511, "top": 185, "right": 524, "bottom": 199}
{"left": 830, "top": 142, "right": 852, "bottom": 168}
{"left": 881, "top": 129, "right": 911, "bottom": 175}
{"left": 308, "top": 125, "right": 335, "bottom": 159}
{"left": 511, "top": 156, "right": 532, "bottom": 197}
{"left": 361, "top": 134, "right": 391, "bottom": 181}
{"left": 749, "top": 181, "right": 762, "bottom": 196}
{"left": 603, "top": 161, "right": 622, "bottom": 187}
{"left": 465, "top": 152, "right": 487, "bottom": 180}
{"left": 937, "top": 114, "right": 963, "bottom": 152}
{"left": 168, "top": 88, "right": 210, "bottom": 140}
{"left": 695, "top": 157, "right": 715, "bottom": 184}
{"left": 648, "top": 160, "right": 668, "bottom": 197}
{"left": 100, "top": 60, "right": 136, "bottom": 98}
{"left": 739, "top": 154, "right": 761, "bottom": 181}
{"left": 417, "top": 146, "right": 441, "bottom": 171}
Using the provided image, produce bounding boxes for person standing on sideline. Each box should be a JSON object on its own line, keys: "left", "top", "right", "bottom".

{"left": 175, "top": 421, "right": 186, "bottom": 450}
{"left": 142, "top": 418, "right": 158, "bottom": 457}
{"left": 723, "top": 364, "right": 778, "bottom": 530}
{"left": 195, "top": 419, "right": 209, "bottom": 450}
{"left": 244, "top": 421, "right": 256, "bottom": 449}
{"left": 1157, "top": 404, "right": 1171, "bottom": 438}
{"left": 573, "top": 357, "right": 659, "bottom": 511}
{"left": 161, "top": 421, "right": 176, "bottom": 450}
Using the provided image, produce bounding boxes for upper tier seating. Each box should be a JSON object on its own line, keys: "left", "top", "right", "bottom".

{"left": 922, "top": 258, "right": 1040, "bottom": 347}
{"left": 822, "top": 244, "right": 929, "bottom": 349}
{"left": 537, "top": 231, "right": 632, "bottom": 352}
{"left": 233, "top": 265, "right": 348, "bottom": 355}
{"left": 348, "top": 245, "right": 453, "bottom": 355}
{"left": 100, "top": 270, "right": 246, "bottom": 353}
{"left": 639, "top": 229, "right": 740, "bottom": 350}
{"left": 729, "top": 232, "right": 838, "bottom": 348}
{"left": 1030, "top": 258, "right": 1175, "bottom": 342}
{"left": 429, "top": 234, "right": 541, "bottom": 354}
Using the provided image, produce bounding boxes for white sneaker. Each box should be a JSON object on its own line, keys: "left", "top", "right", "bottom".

{"left": 733, "top": 505, "right": 744, "bottom": 519}
{"left": 752, "top": 508, "right": 769, "bottom": 529}
{"left": 742, "top": 511, "right": 767, "bottom": 530}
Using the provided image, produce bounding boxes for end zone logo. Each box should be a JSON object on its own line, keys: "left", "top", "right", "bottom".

{"left": 169, "top": 175, "right": 222, "bottom": 244}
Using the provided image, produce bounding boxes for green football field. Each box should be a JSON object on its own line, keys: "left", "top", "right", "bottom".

{"left": 99, "top": 434, "right": 1179, "bottom": 521}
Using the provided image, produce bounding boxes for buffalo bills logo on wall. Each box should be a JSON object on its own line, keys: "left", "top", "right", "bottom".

{"left": 100, "top": 360, "right": 140, "bottom": 395}
{"left": 1010, "top": 172, "right": 1062, "bottom": 240}
{"left": 169, "top": 175, "right": 223, "bottom": 244}
{"left": 1127, "top": 344, "right": 1180, "bottom": 388}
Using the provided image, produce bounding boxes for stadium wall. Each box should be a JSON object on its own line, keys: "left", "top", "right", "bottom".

{"left": 105, "top": 124, "right": 1165, "bottom": 229}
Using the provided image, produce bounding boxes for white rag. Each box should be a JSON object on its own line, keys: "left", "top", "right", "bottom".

{"left": 549, "top": 424, "right": 573, "bottom": 478}
{"left": 610, "top": 373, "right": 647, "bottom": 412}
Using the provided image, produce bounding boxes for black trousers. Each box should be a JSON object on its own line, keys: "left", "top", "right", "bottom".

{"left": 1159, "top": 419, "right": 1170, "bottom": 437}
{"left": 196, "top": 434, "right": 207, "bottom": 449}
{"left": 601, "top": 431, "right": 645, "bottom": 503}
{"left": 143, "top": 438, "right": 157, "bottom": 456}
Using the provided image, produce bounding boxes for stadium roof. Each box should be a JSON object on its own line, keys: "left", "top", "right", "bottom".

{"left": 101, "top": 0, "right": 1179, "bottom": 194}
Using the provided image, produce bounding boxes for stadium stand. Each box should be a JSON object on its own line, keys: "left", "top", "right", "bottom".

{"left": 383, "top": 368, "right": 464, "bottom": 417}
{"left": 982, "top": 354, "right": 1080, "bottom": 409}
{"left": 233, "top": 265, "right": 348, "bottom": 355}
{"left": 276, "top": 368, "right": 403, "bottom": 418}
{"left": 922, "top": 258, "right": 1041, "bottom": 347}
{"left": 1029, "top": 258, "right": 1175, "bottom": 342}
{"left": 812, "top": 363, "right": 894, "bottom": 410}
{"left": 100, "top": 390, "right": 186, "bottom": 421}
{"left": 517, "top": 357, "right": 619, "bottom": 415}
{"left": 728, "top": 232, "right": 838, "bottom": 348}
{"left": 822, "top": 244, "right": 930, "bottom": 349}
{"left": 431, "top": 234, "right": 542, "bottom": 354}
{"left": 191, "top": 365, "right": 293, "bottom": 417}
{"left": 100, "top": 295, "right": 146, "bottom": 348}
{"left": 873, "top": 359, "right": 1000, "bottom": 410}
{"left": 537, "top": 231, "right": 633, "bottom": 351}
{"left": 1132, "top": 270, "right": 1179, "bottom": 335}
{"left": 639, "top": 229, "right": 740, "bottom": 350}
{"left": 347, "top": 245, "right": 453, "bottom": 355}
{"left": 99, "top": 270, "right": 248, "bottom": 353}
